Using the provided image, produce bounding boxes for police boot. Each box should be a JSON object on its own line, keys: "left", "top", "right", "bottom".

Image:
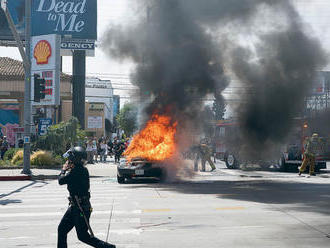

{"left": 102, "top": 241, "right": 116, "bottom": 248}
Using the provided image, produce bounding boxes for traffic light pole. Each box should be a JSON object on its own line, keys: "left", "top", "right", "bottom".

{"left": 22, "top": 0, "right": 32, "bottom": 175}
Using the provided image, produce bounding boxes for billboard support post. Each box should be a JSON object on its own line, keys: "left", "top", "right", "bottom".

{"left": 72, "top": 50, "right": 86, "bottom": 130}
{"left": 22, "top": 0, "right": 32, "bottom": 175}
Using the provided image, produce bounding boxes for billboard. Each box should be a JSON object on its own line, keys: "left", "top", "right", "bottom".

{"left": 0, "top": 0, "right": 25, "bottom": 41}
{"left": 0, "top": 0, "right": 97, "bottom": 42}
{"left": 31, "top": 0, "right": 97, "bottom": 40}
{"left": 31, "top": 34, "right": 61, "bottom": 106}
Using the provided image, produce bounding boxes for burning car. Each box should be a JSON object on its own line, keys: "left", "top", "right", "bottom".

{"left": 117, "top": 158, "right": 166, "bottom": 183}
{"left": 117, "top": 114, "right": 177, "bottom": 184}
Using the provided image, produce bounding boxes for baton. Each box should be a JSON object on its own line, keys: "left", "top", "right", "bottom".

{"left": 74, "top": 195, "right": 95, "bottom": 238}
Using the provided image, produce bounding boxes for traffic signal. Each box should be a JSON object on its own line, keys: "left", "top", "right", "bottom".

{"left": 34, "top": 74, "right": 46, "bottom": 102}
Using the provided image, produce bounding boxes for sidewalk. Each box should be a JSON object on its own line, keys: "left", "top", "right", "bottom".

{"left": 0, "top": 161, "right": 118, "bottom": 181}
{"left": 0, "top": 168, "right": 61, "bottom": 181}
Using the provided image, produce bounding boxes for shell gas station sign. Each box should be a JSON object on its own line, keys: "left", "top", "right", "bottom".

{"left": 31, "top": 34, "right": 60, "bottom": 106}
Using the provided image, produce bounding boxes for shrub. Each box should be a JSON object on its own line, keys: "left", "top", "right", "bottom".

{"left": 11, "top": 150, "right": 24, "bottom": 165}
{"left": 30, "top": 150, "right": 54, "bottom": 166}
{"left": 4, "top": 148, "right": 22, "bottom": 161}
{"left": 33, "top": 117, "right": 86, "bottom": 156}
{"left": 0, "top": 159, "right": 9, "bottom": 166}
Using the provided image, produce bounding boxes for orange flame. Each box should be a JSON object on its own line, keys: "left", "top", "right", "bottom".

{"left": 124, "top": 114, "right": 177, "bottom": 162}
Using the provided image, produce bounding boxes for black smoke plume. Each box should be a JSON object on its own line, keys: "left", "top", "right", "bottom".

{"left": 102, "top": 0, "right": 327, "bottom": 159}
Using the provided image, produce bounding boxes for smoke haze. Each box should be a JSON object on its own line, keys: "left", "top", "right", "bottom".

{"left": 102, "top": 0, "right": 327, "bottom": 160}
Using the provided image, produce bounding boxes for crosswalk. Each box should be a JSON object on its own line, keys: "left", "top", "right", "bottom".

{"left": 0, "top": 178, "right": 142, "bottom": 248}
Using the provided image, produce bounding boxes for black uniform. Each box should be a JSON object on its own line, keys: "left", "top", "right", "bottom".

{"left": 58, "top": 162, "right": 115, "bottom": 248}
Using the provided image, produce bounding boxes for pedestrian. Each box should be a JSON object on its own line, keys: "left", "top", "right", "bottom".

{"left": 57, "top": 146, "right": 116, "bottom": 248}
{"left": 199, "top": 141, "right": 216, "bottom": 172}
{"left": 97, "top": 138, "right": 103, "bottom": 163}
{"left": 86, "top": 139, "right": 94, "bottom": 164}
{"left": 1, "top": 136, "right": 9, "bottom": 160}
{"left": 107, "top": 139, "right": 113, "bottom": 158}
{"left": 92, "top": 138, "right": 98, "bottom": 163}
{"left": 299, "top": 133, "right": 324, "bottom": 176}
{"left": 100, "top": 140, "right": 108, "bottom": 162}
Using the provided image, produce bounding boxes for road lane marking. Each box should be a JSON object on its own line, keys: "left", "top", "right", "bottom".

{"left": 216, "top": 206, "right": 246, "bottom": 210}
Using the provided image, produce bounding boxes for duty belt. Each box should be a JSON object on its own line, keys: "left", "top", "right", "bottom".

{"left": 68, "top": 195, "right": 90, "bottom": 206}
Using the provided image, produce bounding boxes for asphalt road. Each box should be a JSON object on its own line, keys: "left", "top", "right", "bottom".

{"left": 0, "top": 160, "right": 330, "bottom": 248}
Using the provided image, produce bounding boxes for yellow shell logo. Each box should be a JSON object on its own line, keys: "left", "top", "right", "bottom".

{"left": 34, "top": 40, "right": 52, "bottom": 65}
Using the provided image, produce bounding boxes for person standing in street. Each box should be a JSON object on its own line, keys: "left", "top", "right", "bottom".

{"left": 86, "top": 139, "right": 94, "bottom": 164}
{"left": 100, "top": 140, "right": 108, "bottom": 162}
{"left": 92, "top": 138, "right": 98, "bottom": 163}
{"left": 57, "top": 146, "right": 116, "bottom": 248}
{"left": 199, "top": 141, "right": 216, "bottom": 172}
{"left": 299, "top": 133, "right": 324, "bottom": 176}
{"left": 107, "top": 139, "right": 114, "bottom": 158}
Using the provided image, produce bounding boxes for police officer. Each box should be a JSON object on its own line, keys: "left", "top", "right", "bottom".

{"left": 58, "top": 146, "right": 116, "bottom": 248}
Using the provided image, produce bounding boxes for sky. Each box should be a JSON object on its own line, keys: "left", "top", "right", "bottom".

{"left": 1, "top": 0, "right": 330, "bottom": 105}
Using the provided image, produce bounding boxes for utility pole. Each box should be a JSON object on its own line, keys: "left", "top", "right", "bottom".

{"left": 22, "top": 0, "right": 32, "bottom": 175}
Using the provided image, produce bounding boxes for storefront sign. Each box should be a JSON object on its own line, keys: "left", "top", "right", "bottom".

{"left": 61, "top": 39, "right": 94, "bottom": 50}
{"left": 88, "top": 116, "right": 103, "bottom": 129}
{"left": 89, "top": 103, "right": 104, "bottom": 111}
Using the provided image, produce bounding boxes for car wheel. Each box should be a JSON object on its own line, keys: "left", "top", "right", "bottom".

{"left": 225, "top": 153, "right": 238, "bottom": 169}
{"left": 117, "top": 175, "right": 125, "bottom": 184}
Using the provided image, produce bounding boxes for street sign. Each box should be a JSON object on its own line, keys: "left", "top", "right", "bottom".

{"left": 24, "top": 136, "right": 30, "bottom": 144}
{"left": 31, "top": 0, "right": 97, "bottom": 40}
{"left": 38, "top": 118, "right": 52, "bottom": 136}
{"left": 31, "top": 34, "right": 61, "bottom": 106}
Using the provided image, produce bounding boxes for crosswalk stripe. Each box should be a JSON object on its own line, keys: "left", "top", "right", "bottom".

{"left": 1, "top": 218, "right": 141, "bottom": 226}
{"left": 0, "top": 210, "right": 142, "bottom": 218}
{"left": 0, "top": 203, "right": 118, "bottom": 209}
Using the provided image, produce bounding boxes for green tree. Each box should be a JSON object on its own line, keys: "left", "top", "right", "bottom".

{"left": 116, "top": 103, "right": 138, "bottom": 136}
{"left": 33, "top": 117, "right": 86, "bottom": 156}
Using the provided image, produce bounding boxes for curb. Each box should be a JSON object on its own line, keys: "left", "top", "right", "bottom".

{"left": 0, "top": 175, "right": 31, "bottom": 181}
{"left": 31, "top": 175, "right": 58, "bottom": 180}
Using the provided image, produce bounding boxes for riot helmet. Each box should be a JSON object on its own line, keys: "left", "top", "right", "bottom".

{"left": 63, "top": 146, "right": 87, "bottom": 165}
